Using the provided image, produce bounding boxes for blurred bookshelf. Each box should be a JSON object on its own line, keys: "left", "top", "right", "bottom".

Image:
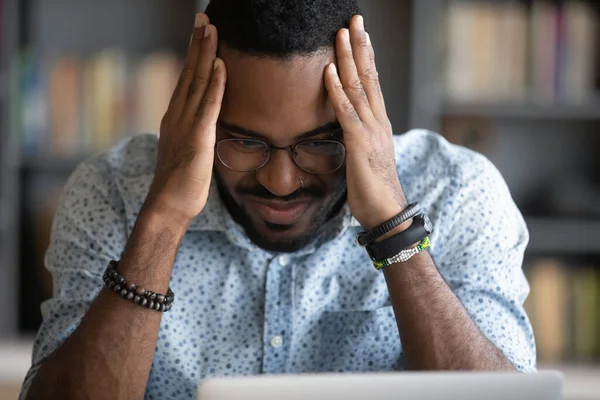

{"left": 0, "top": 0, "right": 600, "bottom": 393}
{"left": 411, "top": 0, "right": 600, "bottom": 373}
{"left": 0, "top": 0, "right": 199, "bottom": 339}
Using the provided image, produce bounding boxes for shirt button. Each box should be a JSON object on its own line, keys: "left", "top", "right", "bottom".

{"left": 277, "top": 255, "right": 290, "bottom": 266}
{"left": 270, "top": 335, "right": 283, "bottom": 348}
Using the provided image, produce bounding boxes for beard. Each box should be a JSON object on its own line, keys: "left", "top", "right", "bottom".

{"left": 213, "top": 171, "right": 347, "bottom": 253}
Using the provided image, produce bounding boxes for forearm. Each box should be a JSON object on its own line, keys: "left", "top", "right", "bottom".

{"left": 26, "top": 205, "right": 189, "bottom": 400}
{"left": 383, "top": 251, "right": 515, "bottom": 371}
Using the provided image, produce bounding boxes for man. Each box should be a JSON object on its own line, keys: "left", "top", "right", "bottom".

{"left": 21, "top": 0, "right": 536, "bottom": 399}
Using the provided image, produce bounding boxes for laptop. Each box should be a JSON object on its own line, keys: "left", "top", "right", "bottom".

{"left": 198, "top": 371, "right": 563, "bottom": 400}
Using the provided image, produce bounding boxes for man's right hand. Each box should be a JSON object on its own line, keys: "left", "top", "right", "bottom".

{"left": 145, "top": 13, "right": 226, "bottom": 227}
{"left": 23, "top": 25, "right": 225, "bottom": 392}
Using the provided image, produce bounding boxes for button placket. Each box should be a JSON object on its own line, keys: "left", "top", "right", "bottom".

{"left": 262, "top": 256, "right": 293, "bottom": 373}
{"left": 278, "top": 255, "right": 290, "bottom": 266}
{"left": 270, "top": 335, "right": 283, "bottom": 348}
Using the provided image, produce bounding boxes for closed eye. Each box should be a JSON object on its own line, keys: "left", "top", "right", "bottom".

{"left": 304, "top": 141, "right": 330, "bottom": 148}
{"left": 237, "top": 140, "right": 264, "bottom": 148}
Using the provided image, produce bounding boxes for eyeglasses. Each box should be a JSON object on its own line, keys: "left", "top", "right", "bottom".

{"left": 215, "top": 138, "right": 346, "bottom": 174}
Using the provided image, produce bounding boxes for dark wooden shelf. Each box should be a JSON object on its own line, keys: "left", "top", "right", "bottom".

{"left": 526, "top": 217, "right": 600, "bottom": 255}
{"left": 442, "top": 101, "right": 600, "bottom": 121}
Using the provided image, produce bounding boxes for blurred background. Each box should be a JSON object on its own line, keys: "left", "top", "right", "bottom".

{"left": 0, "top": 0, "right": 599, "bottom": 398}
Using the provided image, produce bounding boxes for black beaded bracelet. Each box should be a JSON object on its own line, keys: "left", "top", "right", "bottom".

{"left": 355, "top": 202, "right": 421, "bottom": 247}
{"left": 102, "top": 260, "right": 174, "bottom": 312}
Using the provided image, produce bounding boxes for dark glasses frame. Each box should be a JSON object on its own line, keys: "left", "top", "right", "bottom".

{"left": 215, "top": 138, "right": 347, "bottom": 174}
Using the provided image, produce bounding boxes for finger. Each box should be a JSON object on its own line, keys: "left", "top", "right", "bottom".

{"left": 324, "top": 63, "right": 363, "bottom": 138}
{"left": 335, "top": 28, "right": 374, "bottom": 121}
{"left": 349, "top": 15, "right": 386, "bottom": 120}
{"left": 166, "top": 13, "right": 209, "bottom": 119}
{"left": 182, "top": 24, "right": 218, "bottom": 121}
{"left": 194, "top": 58, "right": 227, "bottom": 148}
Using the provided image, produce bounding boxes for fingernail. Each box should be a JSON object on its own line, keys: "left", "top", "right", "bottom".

{"left": 366, "top": 32, "right": 371, "bottom": 46}
{"left": 357, "top": 15, "right": 364, "bottom": 30}
{"left": 192, "top": 26, "right": 205, "bottom": 41}
{"left": 342, "top": 29, "right": 350, "bottom": 43}
{"left": 204, "top": 24, "right": 211, "bottom": 39}
{"left": 329, "top": 63, "right": 338, "bottom": 75}
{"left": 214, "top": 58, "right": 220, "bottom": 70}
{"left": 194, "top": 13, "right": 204, "bottom": 27}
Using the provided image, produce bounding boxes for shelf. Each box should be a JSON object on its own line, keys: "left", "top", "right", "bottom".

{"left": 442, "top": 101, "right": 600, "bottom": 121}
{"left": 526, "top": 217, "right": 600, "bottom": 255}
{"left": 20, "top": 154, "right": 89, "bottom": 173}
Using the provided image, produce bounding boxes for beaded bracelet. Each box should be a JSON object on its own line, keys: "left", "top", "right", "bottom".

{"left": 102, "top": 260, "right": 174, "bottom": 312}
{"left": 372, "top": 236, "right": 431, "bottom": 271}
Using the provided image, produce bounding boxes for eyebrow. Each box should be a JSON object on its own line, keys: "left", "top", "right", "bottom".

{"left": 218, "top": 121, "right": 343, "bottom": 141}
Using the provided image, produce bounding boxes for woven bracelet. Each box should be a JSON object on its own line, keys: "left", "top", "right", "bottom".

{"left": 102, "top": 260, "right": 174, "bottom": 312}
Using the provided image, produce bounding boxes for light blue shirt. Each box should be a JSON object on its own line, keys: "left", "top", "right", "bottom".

{"left": 21, "top": 129, "right": 536, "bottom": 400}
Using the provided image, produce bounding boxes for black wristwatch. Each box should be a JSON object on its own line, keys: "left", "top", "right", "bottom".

{"left": 366, "top": 213, "right": 433, "bottom": 261}
{"left": 355, "top": 202, "right": 421, "bottom": 247}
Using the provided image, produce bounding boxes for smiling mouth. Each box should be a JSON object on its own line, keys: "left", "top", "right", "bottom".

{"left": 248, "top": 198, "right": 310, "bottom": 225}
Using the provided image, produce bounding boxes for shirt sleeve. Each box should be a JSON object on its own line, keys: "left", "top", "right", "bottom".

{"left": 19, "top": 159, "right": 129, "bottom": 399}
{"left": 430, "top": 149, "right": 537, "bottom": 372}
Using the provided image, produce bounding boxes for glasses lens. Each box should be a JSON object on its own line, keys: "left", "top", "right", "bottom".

{"left": 217, "top": 139, "right": 269, "bottom": 171}
{"left": 294, "top": 141, "right": 346, "bottom": 174}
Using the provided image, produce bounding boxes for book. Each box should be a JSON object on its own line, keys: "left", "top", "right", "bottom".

{"left": 526, "top": 258, "right": 570, "bottom": 362}
{"left": 445, "top": 1, "right": 478, "bottom": 102}
{"left": 20, "top": 49, "right": 48, "bottom": 154}
{"left": 473, "top": 2, "right": 497, "bottom": 102}
{"left": 561, "top": 0, "right": 597, "bottom": 103}
{"left": 16, "top": 49, "right": 184, "bottom": 155}
{"left": 525, "top": 257, "right": 600, "bottom": 363}
{"left": 501, "top": 1, "right": 528, "bottom": 101}
{"left": 572, "top": 266, "right": 599, "bottom": 360}
{"left": 48, "top": 56, "right": 81, "bottom": 154}
{"left": 446, "top": 1, "right": 529, "bottom": 103}
{"left": 134, "top": 52, "right": 181, "bottom": 135}
{"left": 445, "top": 0, "right": 598, "bottom": 104}
{"left": 88, "top": 49, "right": 128, "bottom": 151}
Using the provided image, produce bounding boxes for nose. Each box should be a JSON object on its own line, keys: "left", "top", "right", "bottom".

{"left": 255, "top": 148, "right": 301, "bottom": 197}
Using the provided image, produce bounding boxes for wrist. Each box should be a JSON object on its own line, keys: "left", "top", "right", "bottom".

{"left": 359, "top": 191, "right": 409, "bottom": 231}
{"left": 138, "top": 200, "right": 193, "bottom": 238}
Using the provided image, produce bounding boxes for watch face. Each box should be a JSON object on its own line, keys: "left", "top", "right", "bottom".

{"left": 423, "top": 214, "right": 433, "bottom": 233}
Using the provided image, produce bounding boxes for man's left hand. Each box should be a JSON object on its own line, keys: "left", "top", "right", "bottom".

{"left": 324, "top": 15, "right": 408, "bottom": 230}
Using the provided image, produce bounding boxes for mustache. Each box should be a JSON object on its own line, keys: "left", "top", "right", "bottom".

{"left": 237, "top": 185, "right": 325, "bottom": 202}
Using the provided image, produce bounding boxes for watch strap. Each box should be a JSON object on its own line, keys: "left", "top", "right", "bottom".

{"left": 366, "top": 214, "right": 431, "bottom": 261}
{"left": 355, "top": 202, "right": 421, "bottom": 247}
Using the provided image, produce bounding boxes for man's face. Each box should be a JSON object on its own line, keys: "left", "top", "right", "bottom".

{"left": 214, "top": 46, "right": 347, "bottom": 253}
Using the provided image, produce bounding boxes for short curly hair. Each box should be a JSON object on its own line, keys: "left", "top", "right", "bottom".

{"left": 204, "top": 0, "right": 361, "bottom": 58}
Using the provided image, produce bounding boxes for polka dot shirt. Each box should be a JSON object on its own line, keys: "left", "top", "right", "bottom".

{"left": 20, "top": 129, "right": 536, "bottom": 400}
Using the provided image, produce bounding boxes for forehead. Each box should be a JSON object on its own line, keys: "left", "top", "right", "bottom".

{"left": 219, "top": 46, "right": 336, "bottom": 139}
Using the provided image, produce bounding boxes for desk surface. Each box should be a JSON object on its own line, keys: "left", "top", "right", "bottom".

{"left": 1, "top": 340, "right": 598, "bottom": 400}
